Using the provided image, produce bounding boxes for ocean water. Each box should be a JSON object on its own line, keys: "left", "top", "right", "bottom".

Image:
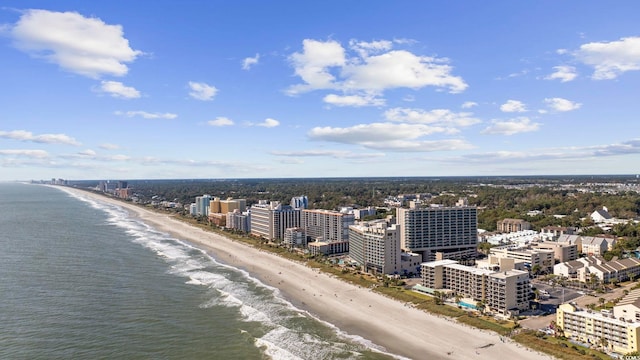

{"left": 0, "top": 183, "right": 396, "bottom": 360}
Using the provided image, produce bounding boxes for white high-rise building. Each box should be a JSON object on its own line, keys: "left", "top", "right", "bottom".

{"left": 195, "top": 194, "right": 211, "bottom": 216}
{"left": 397, "top": 202, "right": 478, "bottom": 262}
{"left": 349, "top": 219, "right": 401, "bottom": 274}
{"left": 290, "top": 195, "right": 308, "bottom": 209}
{"left": 249, "top": 200, "right": 301, "bottom": 241}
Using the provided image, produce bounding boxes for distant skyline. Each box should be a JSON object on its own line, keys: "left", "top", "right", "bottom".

{"left": 1, "top": 1, "right": 640, "bottom": 181}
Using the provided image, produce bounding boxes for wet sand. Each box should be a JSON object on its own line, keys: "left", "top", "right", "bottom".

{"left": 66, "top": 187, "right": 552, "bottom": 360}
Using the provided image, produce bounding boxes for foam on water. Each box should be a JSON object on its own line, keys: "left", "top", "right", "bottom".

{"left": 60, "top": 189, "right": 401, "bottom": 360}
{"left": 254, "top": 336, "right": 305, "bottom": 360}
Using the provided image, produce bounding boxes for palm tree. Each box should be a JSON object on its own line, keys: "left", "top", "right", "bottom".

{"left": 476, "top": 301, "right": 486, "bottom": 315}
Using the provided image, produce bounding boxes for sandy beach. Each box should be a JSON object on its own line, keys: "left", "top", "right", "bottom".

{"left": 67, "top": 187, "right": 552, "bottom": 360}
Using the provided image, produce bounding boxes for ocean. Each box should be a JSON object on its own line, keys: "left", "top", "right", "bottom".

{"left": 0, "top": 183, "right": 395, "bottom": 360}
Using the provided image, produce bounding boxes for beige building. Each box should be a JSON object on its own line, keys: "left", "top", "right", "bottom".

{"left": 497, "top": 218, "right": 531, "bottom": 233}
{"left": 554, "top": 256, "right": 640, "bottom": 283}
{"left": 222, "top": 198, "right": 246, "bottom": 214}
{"left": 302, "top": 209, "right": 354, "bottom": 243}
{"left": 421, "top": 259, "right": 530, "bottom": 317}
{"left": 557, "top": 234, "right": 616, "bottom": 256}
{"left": 348, "top": 219, "right": 401, "bottom": 275}
{"left": 308, "top": 241, "right": 349, "bottom": 256}
{"left": 210, "top": 197, "right": 246, "bottom": 214}
{"left": 489, "top": 246, "right": 555, "bottom": 274}
{"left": 530, "top": 241, "right": 578, "bottom": 263}
{"left": 557, "top": 300, "right": 640, "bottom": 354}
{"left": 476, "top": 255, "right": 527, "bottom": 272}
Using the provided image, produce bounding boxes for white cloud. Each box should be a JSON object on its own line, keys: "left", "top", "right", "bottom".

{"left": 348, "top": 39, "right": 393, "bottom": 57}
{"left": 242, "top": 53, "right": 260, "bottom": 70}
{"left": 257, "top": 118, "right": 280, "bottom": 128}
{"left": 384, "top": 107, "right": 480, "bottom": 127}
{"left": 271, "top": 149, "right": 385, "bottom": 159}
{"left": 574, "top": 36, "right": 640, "bottom": 80}
{"left": 109, "top": 154, "right": 130, "bottom": 161}
{"left": 481, "top": 117, "right": 540, "bottom": 135}
{"left": 77, "top": 149, "right": 96, "bottom": 157}
{"left": 500, "top": 100, "right": 527, "bottom": 113}
{"left": 0, "top": 149, "right": 49, "bottom": 158}
{"left": 188, "top": 81, "right": 218, "bottom": 101}
{"left": 99, "top": 81, "right": 141, "bottom": 99}
{"left": 545, "top": 65, "right": 577, "bottom": 82}
{"left": 342, "top": 50, "right": 467, "bottom": 93}
{"left": 115, "top": 111, "right": 177, "bottom": 119}
{"left": 207, "top": 117, "right": 234, "bottom": 126}
{"left": 10, "top": 9, "right": 141, "bottom": 78}
{"left": 456, "top": 139, "right": 640, "bottom": 163}
{"left": 287, "top": 39, "right": 467, "bottom": 96}
{"left": 308, "top": 122, "right": 472, "bottom": 152}
{"left": 544, "top": 97, "right": 582, "bottom": 112}
{"left": 461, "top": 101, "right": 477, "bottom": 109}
{"left": 99, "top": 143, "right": 120, "bottom": 150}
{"left": 323, "top": 93, "right": 385, "bottom": 107}
{"left": 288, "top": 39, "right": 346, "bottom": 94}
{"left": 0, "top": 130, "right": 80, "bottom": 145}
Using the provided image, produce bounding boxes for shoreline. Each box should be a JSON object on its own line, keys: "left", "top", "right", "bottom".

{"left": 63, "top": 187, "right": 551, "bottom": 360}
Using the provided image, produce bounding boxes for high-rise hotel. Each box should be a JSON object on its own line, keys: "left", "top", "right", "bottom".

{"left": 397, "top": 200, "right": 478, "bottom": 262}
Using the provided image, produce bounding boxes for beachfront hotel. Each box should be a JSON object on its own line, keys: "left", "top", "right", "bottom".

{"left": 301, "top": 209, "right": 354, "bottom": 243}
{"left": 397, "top": 201, "right": 478, "bottom": 262}
{"left": 249, "top": 200, "right": 301, "bottom": 241}
{"left": 556, "top": 289, "right": 640, "bottom": 355}
{"left": 348, "top": 219, "right": 402, "bottom": 274}
{"left": 421, "top": 259, "right": 530, "bottom": 317}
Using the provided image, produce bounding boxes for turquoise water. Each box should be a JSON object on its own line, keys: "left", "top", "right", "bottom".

{"left": 458, "top": 301, "right": 478, "bottom": 310}
{"left": 0, "top": 183, "right": 395, "bottom": 360}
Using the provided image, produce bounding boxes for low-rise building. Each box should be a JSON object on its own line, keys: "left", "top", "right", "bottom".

{"left": 489, "top": 246, "right": 555, "bottom": 274}
{"left": 497, "top": 218, "right": 531, "bottom": 233}
{"left": 530, "top": 241, "right": 578, "bottom": 263}
{"left": 308, "top": 241, "right": 349, "bottom": 256}
{"left": 591, "top": 206, "right": 613, "bottom": 223}
{"left": 557, "top": 234, "right": 616, "bottom": 256}
{"left": 554, "top": 255, "right": 640, "bottom": 283}
{"left": 540, "top": 226, "right": 576, "bottom": 241}
{"left": 557, "top": 301, "right": 640, "bottom": 355}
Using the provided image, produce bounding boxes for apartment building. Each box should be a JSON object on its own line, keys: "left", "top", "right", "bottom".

{"left": 302, "top": 209, "right": 354, "bottom": 243}
{"left": 489, "top": 246, "right": 555, "bottom": 274}
{"left": 421, "top": 259, "right": 530, "bottom": 316}
{"left": 397, "top": 202, "right": 478, "bottom": 262}
{"left": 348, "top": 219, "right": 401, "bottom": 274}
{"left": 284, "top": 227, "right": 306, "bottom": 248}
{"left": 557, "top": 234, "right": 616, "bottom": 256}
{"left": 497, "top": 218, "right": 531, "bottom": 233}
{"left": 226, "top": 209, "right": 250, "bottom": 233}
{"left": 557, "top": 302, "right": 640, "bottom": 355}
{"left": 195, "top": 194, "right": 211, "bottom": 216}
{"left": 530, "top": 241, "right": 578, "bottom": 263}
{"left": 554, "top": 256, "right": 640, "bottom": 283}
{"left": 249, "top": 200, "right": 301, "bottom": 240}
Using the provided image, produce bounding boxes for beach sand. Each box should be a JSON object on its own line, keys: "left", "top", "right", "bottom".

{"left": 68, "top": 188, "right": 552, "bottom": 360}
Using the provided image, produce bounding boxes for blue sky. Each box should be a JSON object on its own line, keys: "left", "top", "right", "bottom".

{"left": 1, "top": 1, "right": 640, "bottom": 181}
